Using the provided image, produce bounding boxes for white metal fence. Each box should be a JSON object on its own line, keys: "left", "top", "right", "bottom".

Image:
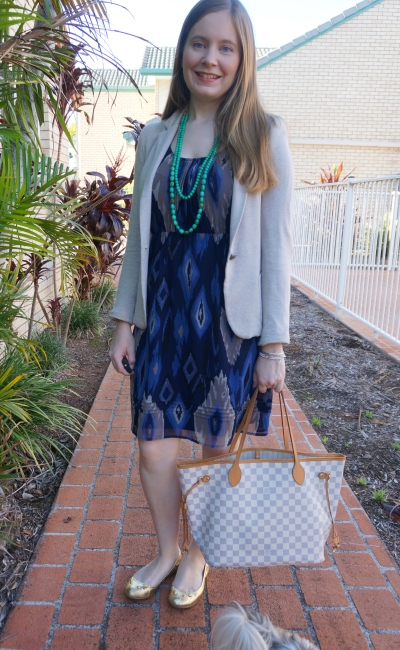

{"left": 292, "top": 174, "right": 400, "bottom": 344}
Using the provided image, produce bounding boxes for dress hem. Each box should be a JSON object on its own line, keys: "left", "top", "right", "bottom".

{"left": 130, "top": 425, "right": 270, "bottom": 448}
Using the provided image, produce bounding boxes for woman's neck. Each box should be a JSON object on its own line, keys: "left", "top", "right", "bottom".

{"left": 188, "top": 97, "right": 220, "bottom": 125}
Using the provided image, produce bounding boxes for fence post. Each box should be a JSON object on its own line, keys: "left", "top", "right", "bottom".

{"left": 335, "top": 178, "right": 355, "bottom": 318}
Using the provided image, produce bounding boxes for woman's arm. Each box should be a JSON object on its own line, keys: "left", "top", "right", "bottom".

{"left": 254, "top": 118, "right": 294, "bottom": 392}
{"left": 109, "top": 127, "right": 148, "bottom": 325}
{"left": 109, "top": 128, "right": 149, "bottom": 375}
{"left": 259, "top": 117, "right": 294, "bottom": 346}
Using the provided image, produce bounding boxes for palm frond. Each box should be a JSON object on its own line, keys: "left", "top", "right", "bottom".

{"left": 0, "top": 138, "right": 97, "bottom": 292}
{"left": 1, "top": 1, "right": 145, "bottom": 142}
{"left": 0, "top": 266, "right": 39, "bottom": 359}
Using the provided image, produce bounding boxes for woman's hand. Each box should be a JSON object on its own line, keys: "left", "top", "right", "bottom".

{"left": 109, "top": 320, "right": 136, "bottom": 376}
{"left": 253, "top": 356, "right": 285, "bottom": 393}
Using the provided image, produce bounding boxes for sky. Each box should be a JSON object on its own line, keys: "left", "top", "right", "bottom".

{"left": 89, "top": 0, "right": 363, "bottom": 70}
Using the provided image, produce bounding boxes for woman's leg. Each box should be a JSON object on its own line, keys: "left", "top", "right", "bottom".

{"left": 134, "top": 437, "right": 182, "bottom": 585}
{"left": 172, "top": 444, "right": 231, "bottom": 591}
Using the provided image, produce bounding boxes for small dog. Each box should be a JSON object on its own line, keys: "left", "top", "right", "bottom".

{"left": 212, "top": 602, "right": 319, "bottom": 650}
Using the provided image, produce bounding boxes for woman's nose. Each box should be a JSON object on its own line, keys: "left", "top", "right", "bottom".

{"left": 201, "top": 46, "right": 218, "bottom": 67}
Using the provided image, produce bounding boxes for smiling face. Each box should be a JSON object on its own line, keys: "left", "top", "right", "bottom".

{"left": 182, "top": 10, "right": 241, "bottom": 106}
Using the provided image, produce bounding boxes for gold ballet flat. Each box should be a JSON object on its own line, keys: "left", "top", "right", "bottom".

{"left": 124, "top": 552, "right": 182, "bottom": 600}
{"left": 168, "top": 562, "right": 210, "bottom": 609}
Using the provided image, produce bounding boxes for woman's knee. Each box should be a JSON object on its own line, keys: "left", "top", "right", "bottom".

{"left": 138, "top": 437, "right": 180, "bottom": 472}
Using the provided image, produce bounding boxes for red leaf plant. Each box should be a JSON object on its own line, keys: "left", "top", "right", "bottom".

{"left": 61, "top": 149, "right": 132, "bottom": 300}
{"left": 302, "top": 162, "right": 356, "bottom": 185}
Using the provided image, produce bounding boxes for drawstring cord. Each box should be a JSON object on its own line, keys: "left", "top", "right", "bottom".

{"left": 319, "top": 472, "right": 340, "bottom": 551}
{"left": 181, "top": 499, "right": 190, "bottom": 552}
{"left": 181, "top": 475, "right": 210, "bottom": 552}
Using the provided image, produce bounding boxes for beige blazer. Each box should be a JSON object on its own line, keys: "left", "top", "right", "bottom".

{"left": 110, "top": 110, "right": 294, "bottom": 345}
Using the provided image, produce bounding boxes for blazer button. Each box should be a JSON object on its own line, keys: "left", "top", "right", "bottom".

{"left": 229, "top": 253, "right": 237, "bottom": 260}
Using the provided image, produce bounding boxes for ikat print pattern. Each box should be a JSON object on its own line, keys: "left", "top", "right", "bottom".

{"left": 131, "top": 146, "right": 272, "bottom": 447}
{"left": 178, "top": 454, "right": 345, "bottom": 567}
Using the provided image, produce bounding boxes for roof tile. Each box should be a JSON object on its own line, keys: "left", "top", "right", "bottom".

{"left": 317, "top": 21, "right": 333, "bottom": 32}
{"left": 280, "top": 43, "right": 295, "bottom": 53}
{"left": 90, "top": 69, "right": 148, "bottom": 89}
{"left": 255, "top": 47, "right": 276, "bottom": 58}
{"left": 331, "top": 13, "right": 345, "bottom": 24}
{"left": 305, "top": 28, "right": 320, "bottom": 38}
{"left": 266, "top": 50, "right": 281, "bottom": 61}
{"left": 356, "top": 0, "right": 371, "bottom": 9}
{"left": 343, "top": 6, "right": 358, "bottom": 17}
{"left": 292, "top": 35, "right": 307, "bottom": 46}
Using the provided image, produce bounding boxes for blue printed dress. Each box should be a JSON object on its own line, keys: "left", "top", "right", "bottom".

{"left": 131, "top": 145, "right": 272, "bottom": 447}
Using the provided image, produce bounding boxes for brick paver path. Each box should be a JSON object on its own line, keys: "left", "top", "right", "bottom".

{"left": 1, "top": 365, "right": 399, "bottom": 650}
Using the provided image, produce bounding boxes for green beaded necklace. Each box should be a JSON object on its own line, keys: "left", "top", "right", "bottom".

{"left": 169, "top": 110, "right": 220, "bottom": 235}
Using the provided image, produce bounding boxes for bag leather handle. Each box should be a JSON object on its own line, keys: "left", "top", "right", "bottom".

{"left": 228, "top": 388, "right": 259, "bottom": 455}
{"left": 228, "top": 388, "right": 305, "bottom": 487}
{"left": 278, "top": 391, "right": 306, "bottom": 485}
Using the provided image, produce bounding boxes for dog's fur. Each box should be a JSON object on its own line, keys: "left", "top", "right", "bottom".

{"left": 211, "top": 602, "right": 319, "bottom": 650}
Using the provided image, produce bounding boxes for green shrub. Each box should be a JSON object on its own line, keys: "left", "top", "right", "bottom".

{"left": 0, "top": 351, "right": 86, "bottom": 472}
{"left": 312, "top": 416, "right": 323, "bottom": 428}
{"left": 391, "top": 442, "right": 400, "bottom": 451}
{"left": 90, "top": 279, "right": 117, "bottom": 310}
{"left": 372, "top": 489, "right": 386, "bottom": 503}
{"left": 357, "top": 477, "right": 368, "bottom": 487}
{"left": 62, "top": 299, "right": 102, "bottom": 336}
{"left": 33, "top": 329, "right": 69, "bottom": 374}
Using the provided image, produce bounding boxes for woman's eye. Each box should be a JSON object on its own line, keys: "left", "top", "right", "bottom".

{"left": 221, "top": 46, "right": 233, "bottom": 53}
{"left": 193, "top": 42, "right": 204, "bottom": 49}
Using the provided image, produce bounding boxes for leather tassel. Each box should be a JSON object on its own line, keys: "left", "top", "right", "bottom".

{"left": 180, "top": 476, "right": 210, "bottom": 552}
{"left": 332, "top": 523, "right": 340, "bottom": 551}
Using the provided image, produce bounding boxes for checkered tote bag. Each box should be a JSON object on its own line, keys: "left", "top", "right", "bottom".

{"left": 177, "top": 390, "right": 345, "bottom": 567}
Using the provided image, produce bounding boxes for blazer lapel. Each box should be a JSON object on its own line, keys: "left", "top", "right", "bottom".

{"left": 139, "top": 111, "right": 183, "bottom": 246}
{"left": 229, "top": 178, "right": 248, "bottom": 247}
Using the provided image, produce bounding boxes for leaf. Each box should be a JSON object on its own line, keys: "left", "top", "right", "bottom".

{"left": 86, "top": 171, "right": 106, "bottom": 183}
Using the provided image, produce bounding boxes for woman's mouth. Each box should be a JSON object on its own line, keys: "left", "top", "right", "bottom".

{"left": 195, "top": 71, "right": 221, "bottom": 81}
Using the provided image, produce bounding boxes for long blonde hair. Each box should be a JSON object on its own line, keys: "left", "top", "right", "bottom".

{"left": 162, "top": 0, "right": 278, "bottom": 194}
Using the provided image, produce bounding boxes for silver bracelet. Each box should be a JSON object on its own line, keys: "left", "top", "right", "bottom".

{"left": 258, "top": 350, "right": 286, "bottom": 360}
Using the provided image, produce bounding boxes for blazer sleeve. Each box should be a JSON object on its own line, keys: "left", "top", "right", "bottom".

{"left": 109, "top": 127, "right": 148, "bottom": 324}
{"left": 259, "top": 118, "right": 294, "bottom": 346}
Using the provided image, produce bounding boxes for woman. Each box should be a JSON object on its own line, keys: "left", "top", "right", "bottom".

{"left": 109, "top": 0, "right": 293, "bottom": 609}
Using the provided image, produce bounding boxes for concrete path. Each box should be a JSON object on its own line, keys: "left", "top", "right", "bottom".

{"left": 0, "top": 365, "right": 399, "bottom": 650}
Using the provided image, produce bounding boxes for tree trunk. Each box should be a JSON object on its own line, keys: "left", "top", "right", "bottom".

{"left": 97, "top": 282, "right": 113, "bottom": 313}
{"left": 56, "top": 127, "right": 63, "bottom": 166}
{"left": 36, "top": 292, "right": 52, "bottom": 327}
{"left": 27, "top": 285, "right": 38, "bottom": 339}
{"left": 62, "top": 297, "right": 75, "bottom": 346}
{"left": 52, "top": 127, "right": 63, "bottom": 302}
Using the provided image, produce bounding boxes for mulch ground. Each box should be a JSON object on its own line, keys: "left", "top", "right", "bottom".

{"left": 286, "top": 287, "right": 400, "bottom": 566}
{"left": 0, "top": 316, "right": 113, "bottom": 628}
